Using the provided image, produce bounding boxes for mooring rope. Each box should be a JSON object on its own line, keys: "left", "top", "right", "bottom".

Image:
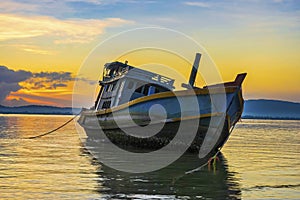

{"left": 25, "top": 112, "right": 81, "bottom": 139}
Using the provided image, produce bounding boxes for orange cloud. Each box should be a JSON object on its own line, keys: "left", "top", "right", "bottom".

{"left": 0, "top": 66, "right": 95, "bottom": 107}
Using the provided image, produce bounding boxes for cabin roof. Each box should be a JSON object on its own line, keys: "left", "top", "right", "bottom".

{"left": 101, "top": 61, "right": 175, "bottom": 89}
{"left": 104, "top": 61, "right": 133, "bottom": 71}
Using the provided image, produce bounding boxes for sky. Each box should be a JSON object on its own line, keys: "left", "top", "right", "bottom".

{"left": 0, "top": 0, "right": 299, "bottom": 107}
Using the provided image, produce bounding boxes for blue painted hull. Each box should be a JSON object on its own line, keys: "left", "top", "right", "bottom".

{"left": 78, "top": 86, "right": 244, "bottom": 155}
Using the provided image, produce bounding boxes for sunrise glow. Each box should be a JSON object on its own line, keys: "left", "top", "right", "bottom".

{"left": 0, "top": 0, "right": 299, "bottom": 107}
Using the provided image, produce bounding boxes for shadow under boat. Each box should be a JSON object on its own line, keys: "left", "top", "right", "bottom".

{"left": 83, "top": 149, "right": 242, "bottom": 200}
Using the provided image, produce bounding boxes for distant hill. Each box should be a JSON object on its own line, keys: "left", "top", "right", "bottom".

{"left": 0, "top": 105, "right": 81, "bottom": 115}
{"left": 0, "top": 99, "right": 299, "bottom": 119}
{"left": 243, "top": 99, "right": 300, "bottom": 119}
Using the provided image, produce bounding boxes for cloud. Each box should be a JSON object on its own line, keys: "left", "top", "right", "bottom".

{"left": 52, "top": 83, "right": 68, "bottom": 89}
{"left": 27, "top": 72, "right": 97, "bottom": 89}
{"left": 1, "top": 44, "right": 57, "bottom": 55}
{"left": 152, "top": 17, "right": 182, "bottom": 24}
{"left": 0, "top": 14, "right": 133, "bottom": 43}
{"left": 0, "top": 66, "right": 96, "bottom": 105}
{"left": 0, "top": 82, "right": 22, "bottom": 104}
{"left": 0, "top": 66, "right": 32, "bottom": 103}
{"left": 65, "top": 0, "right": 154, "bottom": 5}
{"left": 0, "top": 66, "right": 32, "bottom": 83}
{"left": 74, "top": 77, "right": 97, "bottom": 85}
{"left": 24, "top": 71, "right": 73, "bottom": 90}
{"left": 65, "top": 0, "right": 117, "bottom": 5}
{"left": 0, "top": 0, "right": 38, "bottom": 13}
{"left": 0, "top": 0, "right": 155, "bottom": 19}
{"left": 20, "top": 45, "right": 56, "bottom": 55}
{"left": 33, "top": 71, "right": 73, "bottom": 82}
{"left": 7, "top": 92, "right": 73, "bottom": 107}
{"left": 31, "top": 71, "right": 96, "bottom": 86}
{"left": 2, "top": 98, "right": 31, "bottom": 107}
{"left": 184, "top": 1, "right": 211, "bottom": 8}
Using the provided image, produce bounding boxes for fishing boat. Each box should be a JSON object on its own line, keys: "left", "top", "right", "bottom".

{"left": 77, "top": 53, "right": 246, "bottom": 158}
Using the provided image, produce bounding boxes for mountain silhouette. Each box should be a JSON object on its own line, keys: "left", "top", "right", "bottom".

{"left": 243, "top": 99, "right": 300, "bottom": 119}
{"left": 0, "top": 105, "right": 81, "bottom": 115}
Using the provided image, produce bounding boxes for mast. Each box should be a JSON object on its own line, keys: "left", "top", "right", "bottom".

{"left": 182, "top": 53, "right": 202, "bottom": 89}
{"left": 188, "top": 53, "right": 201, "bottom": 87}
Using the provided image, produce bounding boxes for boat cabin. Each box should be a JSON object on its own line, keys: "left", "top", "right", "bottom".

{"left": 94, "top": 61, "right": 175, "bottom": 110}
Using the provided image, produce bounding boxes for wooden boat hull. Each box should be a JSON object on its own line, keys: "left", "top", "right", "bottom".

{"left": 81, "top": 117, "right": 229, "bottom": 157}
{"left": 77, "top": 86, "right": 244, "bottom": 155}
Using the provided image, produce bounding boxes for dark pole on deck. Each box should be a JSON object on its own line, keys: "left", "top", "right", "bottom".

{"left": 188, "top": 53, "right": 201, "bottom": 87}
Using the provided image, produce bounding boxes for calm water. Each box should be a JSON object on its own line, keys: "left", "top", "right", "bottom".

{"left": 0, "top": 115, "right": 299, "bottom": 200}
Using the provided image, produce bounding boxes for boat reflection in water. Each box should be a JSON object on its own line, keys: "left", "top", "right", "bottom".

{"left": 83, "top": 146, "right": 241, "bottom": 199}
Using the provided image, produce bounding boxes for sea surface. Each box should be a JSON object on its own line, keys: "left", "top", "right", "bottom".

{"left": 0, "top": 115, "right": 299, "bottom": 200}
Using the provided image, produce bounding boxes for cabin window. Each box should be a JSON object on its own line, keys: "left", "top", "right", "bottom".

{"left": 104, "top": 69, "right": 110, "bottom": 77}
{"left": 143, "top": 85, "right": 149, "bottom": 95}
{"left": 109, "top": 69, "right": 115, "bottom": 76}
{"left": 134, "top": 84, "right": 155, "bottom": 95}
{"left": 104, "top": 83, "right": 117, "bottom": 92}
{"left": 104, "top": 85, "right": 109, "bottom": 92}
{"left": 127, "top": 81, "right": 134, "bottom": 89}
{"left": 135, "top": 85, "right": 147, "bottom": 94}
{"left": 148, "top": 86, "right": 155, "bottom": 95}
{"left": 102, "top": 100, "right": 111, "bottom": 109}
{"left": 135, "top": 86, "right": 143, "bottom": 94}
{"left": 111, "top": 83, "right": 117, "bottom": 91}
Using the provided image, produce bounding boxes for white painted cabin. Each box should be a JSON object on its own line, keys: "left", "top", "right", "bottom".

{"left": 94, "top": 61, "right": 175, "bottom": 110}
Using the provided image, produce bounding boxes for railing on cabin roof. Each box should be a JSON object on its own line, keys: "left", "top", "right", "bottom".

{"left": 101, "top": 65, "right": 175, "bottom": 87}
{"left": 127, "top": 68, "right": 175, "bottom": 87}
